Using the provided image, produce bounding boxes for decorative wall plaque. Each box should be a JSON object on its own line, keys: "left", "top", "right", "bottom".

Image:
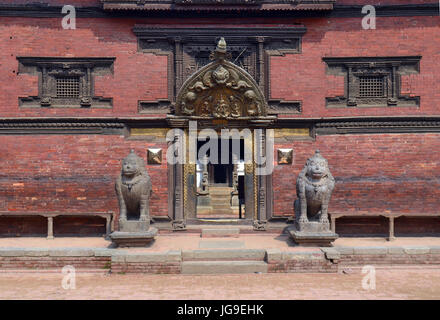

{"left": 277, "top": 149, "right": 293, "bottom": 165}
{"left": 147, "top": 148, "right": 162, "bottom": 165}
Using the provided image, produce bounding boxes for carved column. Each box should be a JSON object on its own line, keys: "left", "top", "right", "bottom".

{"left": 174, "top": 37, "right": 184, "bottom": 94}
{"left": 168, "top": 125, "right": 186, "bottom": 230}
{"left": 254, "top": 128, "right": 268, "bottom": 230}
{"left": 199, "top": 154, "right": 209, "bottom": 195}
{"left": 231, "top": 153, "right": 239, "bottom": 207}
{"left": 347, "top": 65, "right": 357, "bottom": 106}
{"left": 47, "top": 216, "right": 54, "bottom": 240}
{"left": 247, "top": 120, "right": 274, "bottom": 230}
{"left": 388, "top": 64, "right": 399, "bottom": 105}
{"left": 256, "top": 36, "right": 266, "bottom": 95}
{"left": 197, "top": 154, "right": 211, "bottom": 208}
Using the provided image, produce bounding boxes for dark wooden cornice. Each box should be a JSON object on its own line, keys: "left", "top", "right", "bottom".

{"left": 0, "top": 3, "right": 438, "bottom": 18}
{"left": 1, "top": 116, "right": 440, "bottom": 135}
{"left": 101, "top": 0, "right": 335, "bottom": 12}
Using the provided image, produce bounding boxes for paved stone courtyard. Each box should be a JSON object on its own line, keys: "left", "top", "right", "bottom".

{"left": 2, "top": 235, "right": 440, "bottom": 251}
{"left": 1, "top": 268, "right": 440, "bottom": 300}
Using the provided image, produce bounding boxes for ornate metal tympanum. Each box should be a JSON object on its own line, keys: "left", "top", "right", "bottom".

{"left": 175, "top": 38, "right": 268, "bottom": 119}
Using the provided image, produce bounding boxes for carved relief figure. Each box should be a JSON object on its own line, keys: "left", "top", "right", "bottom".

{"left": 244, "top": 90, "right": 262, "bottom": 116}
{"left": 174, "top": 37, "right": 267, "bottom": 119}
{"left": 294, "top": 150, "right": 335, "bottom": 225}
{"left": 116, "top": 150, "right": 153, "bottom": 222}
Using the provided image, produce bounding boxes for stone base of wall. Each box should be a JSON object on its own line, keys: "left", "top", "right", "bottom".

{"left": 0, "top": 246, "right": 440, "bottom": 274}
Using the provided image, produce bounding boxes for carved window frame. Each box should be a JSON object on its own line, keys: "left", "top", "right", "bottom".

{"left": 133, "top": 26, "right": 307, "bottom": 115}
{"left": 323, "top": 56, "right": 421, "bottom": 108}
{"left": 17, "top": 57, "right": 115, "bottom": 109}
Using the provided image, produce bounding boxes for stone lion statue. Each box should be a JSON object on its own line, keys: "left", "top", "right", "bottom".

{"left": 116, "top": 150, "right": 152, "bottom": 223}
{"left": 294, "top": 150, "right": 335, "bottom": 225}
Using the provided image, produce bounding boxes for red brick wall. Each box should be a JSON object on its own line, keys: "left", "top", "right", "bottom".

{"left": 0, "top": 256, "right": 110, "bottom": 270}
{"left": 271, "top": 16, "right": 440, "bottom": 119}
{"left": 0, "top": 15, "right": 439, "bottom": 118}
{"left": 273, "top": 133, "right": 440, "bottom": 217}
{"left": 0, "top": 135, "right": 169, "bottom": 219}
{"left": 0, "top": 9, "right": 439, "bottom": 235}
{"left": 0, "top": 17, "right": 168, "bottom": 118}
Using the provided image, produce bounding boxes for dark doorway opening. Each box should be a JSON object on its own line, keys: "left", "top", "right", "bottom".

{"left": 196, "top": 137, "right": 245, "bottom": 219}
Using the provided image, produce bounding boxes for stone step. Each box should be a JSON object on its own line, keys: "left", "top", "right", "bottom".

{"left": 197, "top": 208, "right": 237, "bottom": 214}
{"left": 209, "top": 194, "right": 232, "bottom": 199}
{"left": 201, "top": 228, "right": 240, "bottom": 238}
{"left": 211, "top": 196, "right": 232, "bottom": 201}
{"left": 210, "top": 186, "right": 233, "bottom": 191}
{"left": 210, "top": 204, "right": 235, "bottom": 209}
{"left": 197, "top": 214, "right": 240, "bottom": 219}
{"left": 209, "top": 189, "right": 233, "bottom": 195}
{"left": 209, "top": 210, "right": 238, "bottom": 214}
{"left": 211, "top": 199, "right": 233, "bottom": 204}
{"left": 181, "top": 261, "right": 268, "bottom": 274}
{"left": 182, "top": 249, "right": 265, "bottom": 261}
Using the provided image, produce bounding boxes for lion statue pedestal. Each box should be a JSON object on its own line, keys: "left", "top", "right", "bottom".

{"left": 110, "top": 150, "right": 158, "bottom": 248}
{"left": 289, "top": 150, "right": 338, "bottom": 247}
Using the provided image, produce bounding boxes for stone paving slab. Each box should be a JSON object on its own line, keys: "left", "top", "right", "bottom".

{"left": 201, "top": 228, "right": 240, "bottom": 238}
{"left": 112, "top": 250, "right": 181, "bottom": 263}
{"left": 353, "top": 247, "right": 388, "bottom": 255}
{"left": 182, "top": 261, "right": 268, "bottom": 274}
{"left": 2, "top": 236, "right": 440, "bottom": 251}
{"left": 182, "top": 249, "right": 265, "bottom": 261}
{"left": 198, "top": 240, "right": 245, "bottom": 249}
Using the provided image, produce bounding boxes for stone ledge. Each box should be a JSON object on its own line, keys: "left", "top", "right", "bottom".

{"left": 430, "top": 246, "right": 440, "bottom": 254}
{"left": 265, "top": 249, "right": 282, "bottom": 262}
{"left": 333, "top": 247, "right": 354, "bottom": 255}
{"left": 282, "top": 251, "right": 325, "bottom": 260}
{"left": 320, "top": 247, "right": 340, "bottom": 260}
{"left": 403, "top": 246, "right": 431, "bottom": 255}
{"left": 353, "top": 247, "right": 388, "bottom": 255}
{"left": 112, "top": 250, "right": 182, "bottom": 263}
{"left": 387, "top": 247, "right": 405, "bottom": 255}
{"left": 201, "top": 228, "right": 240, "bottom": 238}
{"left": 181, "top": 261, "right": 268, "bottom": 274}
{"left": 48, "top": 249, "right": 96, "bottom": 257}
{"left": 0, "top": 248, "right": 106, "bottom": 257}
{"left": 182, "top": 249, "right": 265, "bottom": 261}
{"left": 332, "top": 246, "right": 440, "bottom": 256}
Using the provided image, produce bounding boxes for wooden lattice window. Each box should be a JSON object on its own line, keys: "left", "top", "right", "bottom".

{"left": 56, "top": 77, "right": 80, "bottom": 98}
{"left": 358, "top": 76, "right": 384, "bottom": 98}
{"left": 323, "top": 56, "right": 421, "bottom": 108}
{"left": 17, "top": 57, "right": 115, "bottom": 108}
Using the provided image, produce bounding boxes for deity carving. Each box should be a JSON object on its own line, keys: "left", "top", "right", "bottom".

{"left": 294, "top": 150, "right": 335, "bottom": 225}
{"left": 116, "top": 150, "right": 153, "bottom": 223}
{"left": 175, "top": 37, "right": 267, "bottom": 119}
{"left": 111, "top": 150, "right": 157, "bottom": 247}
{"left": 290, "top": 150, "right": 338, "bottom": 246}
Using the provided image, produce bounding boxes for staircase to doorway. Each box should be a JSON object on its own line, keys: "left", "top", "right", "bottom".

{"left": 197, "top": 186, "right": 240, "bottom": 218}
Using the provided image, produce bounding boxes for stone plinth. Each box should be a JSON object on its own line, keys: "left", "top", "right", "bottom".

{"left": 110, "top": 227, "right": 158, "bottom": 248}
{"left": 289, "top": 221, "right": 338, "bottom": 247}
